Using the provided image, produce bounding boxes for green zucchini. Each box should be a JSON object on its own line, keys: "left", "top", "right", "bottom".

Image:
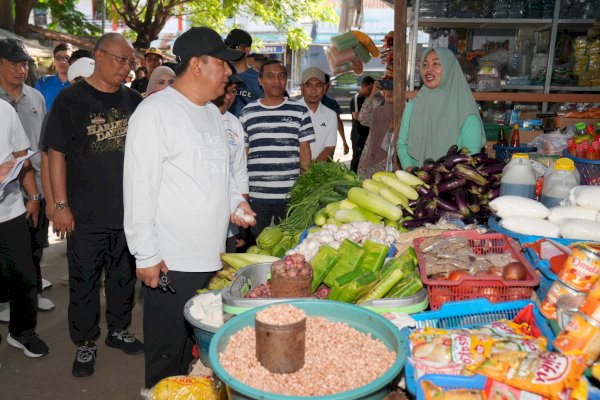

{"left": 319, "top": 192, "right": 345, "bottom": 205}
{"left": 333, "top": 182, "right": 361, "bottom": 197}
{"left": 314, "top": 208, "right": 327, "bottom": 226}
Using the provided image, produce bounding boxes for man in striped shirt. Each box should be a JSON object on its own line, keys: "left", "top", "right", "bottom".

{"left": 239, "top": 60, "right": 315, "bottom": 236}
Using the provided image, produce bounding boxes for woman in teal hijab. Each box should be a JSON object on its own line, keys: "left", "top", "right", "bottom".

{"left": 397, "top": 48, "right": 485, "bottom": 167}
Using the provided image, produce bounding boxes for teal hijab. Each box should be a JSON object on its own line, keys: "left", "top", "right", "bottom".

{"left": 407, "top": 48, "right": 484, "bottom": 165}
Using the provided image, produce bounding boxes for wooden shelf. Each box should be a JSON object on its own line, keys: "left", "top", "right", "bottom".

{"left": 550, "top": 86, "right": 600, "bottom": 92}
{"left": 418, "top": 17, "right": 553, "bottom": 29}
{"left": 557, "top": 19, "right": 596, "bottom": 28}
{"left": 406, "top": 90, "right": 600, "bottom": 103}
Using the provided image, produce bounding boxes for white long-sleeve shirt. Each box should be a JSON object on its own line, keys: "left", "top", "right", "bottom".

{"left": 223, "top": 111, "right": 248, "bottom": 238}
{"left": 123, "top": 87, "right": 243, "bottom": 272}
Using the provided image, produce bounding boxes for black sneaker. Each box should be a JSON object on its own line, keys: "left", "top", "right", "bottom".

{"left": 7, "top": 331, "right": 49, "bottom": 358}
{"left": 72, "top": 341, "right": 97, "bottom": 377}
{"left": 105, "top": 329, "right": 144, "bottom": 355}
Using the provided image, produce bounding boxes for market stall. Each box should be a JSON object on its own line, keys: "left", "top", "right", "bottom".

{"left": 142, "top": 9, "right": 600, "bottom": 399}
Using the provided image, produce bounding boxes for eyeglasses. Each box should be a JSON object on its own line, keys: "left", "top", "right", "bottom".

{"left": 100, "top": 49, "right": 136, "bottom": 69}
{"left": 55, "top": 56, "right": 70, "bottom": 63}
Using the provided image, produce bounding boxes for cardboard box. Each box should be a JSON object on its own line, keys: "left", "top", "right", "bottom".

{"left": 520, "top": 129, "right": 544, "bottom": 145}
{"left": 557, "top": 117, "right": 600, "bottom": 129}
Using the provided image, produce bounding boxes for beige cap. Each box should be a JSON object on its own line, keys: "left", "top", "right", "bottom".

{"left": 301, "top": 66, "right": 325, "bottom": 84}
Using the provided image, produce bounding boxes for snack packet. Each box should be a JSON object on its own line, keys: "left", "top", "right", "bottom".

{"left": 421, "top": 380, "right": 485, "bottom": 400}
{"left": 142, "top": 375, "right": 225, "bottom": 400}
{"left": 468, "top": 351, "right": 587, "bottom": 400}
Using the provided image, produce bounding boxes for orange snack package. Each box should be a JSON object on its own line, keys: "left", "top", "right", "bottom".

{"left": 468, "top": 351, "right": 587, "bottom": 400}
{"left": 421, "top": 379, "right": 485, "bottom": 400}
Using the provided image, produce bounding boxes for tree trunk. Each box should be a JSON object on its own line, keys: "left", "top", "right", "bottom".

{"left": 14, "top": 0, "right": 37, "bottom": 36}
{"left": 0, "top": 0, "right": 14, "bottom": 31}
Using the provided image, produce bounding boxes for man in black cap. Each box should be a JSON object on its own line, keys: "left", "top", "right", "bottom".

{"left": 0, "top": 39, "right": 49, "bottom": 359}
{"left": 224, "top": 28, "right": 263, "bottom": 117}
{"left": 123, "top": 26, "right": 256, "bottom": 388}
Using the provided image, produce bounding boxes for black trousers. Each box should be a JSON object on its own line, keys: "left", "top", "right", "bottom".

{"left": 249, "top": 200, "right": 287, "bottom": 238}
{"left": 350, "top": 133, "right": 369, "bottom": 173}
{"left": 26, "top": 199, "right": 49, "bottom": 293}
{"left": 67, "top": 227, "right": 137, "bottom": 344}
{"left": 143, "top": 271, "right": 212, "bottom": 388}
{"left": 0, "top": 213, "right": 38, "bottom": 336}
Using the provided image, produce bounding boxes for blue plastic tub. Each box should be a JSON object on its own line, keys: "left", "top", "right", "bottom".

{"left": 183, "top": 293, "right": 222, "bottom": 368}
{"left": 523, "top": 245, "right": 558, "bottom": 300}
{"left": 209, "top": 299, "right": 406, "bottom": 400}
{"left": 402, "top": 298, "right": 555, "bottom": 395}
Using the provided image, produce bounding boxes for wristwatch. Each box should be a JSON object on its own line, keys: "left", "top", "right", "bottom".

{"left": 55, "top": 201, "right": 69, "bottom": 210}
{"left": 26, "top": 193, "right": 42, "bottom": 201}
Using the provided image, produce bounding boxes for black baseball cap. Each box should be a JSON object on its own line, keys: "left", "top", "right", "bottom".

{"left": 173, "top": 27, "right": 243, "bottom": 63}
{"left": 0, "top": 39, "right": 33, "bottom": 62}
{"left": 225, "top": 29, "right": 252, "bottom": 47}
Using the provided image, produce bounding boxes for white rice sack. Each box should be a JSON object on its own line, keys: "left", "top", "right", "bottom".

{"left": 547, "top": 206, "right": 599, "bottom": 224}
{"left": 568, "top": 186, "right": 600, "bottom": 211}
{"left": 489, "top": 196, "right": 550, "bottom": 219}
{"left": 500, "top": 216, "right": 560, "bottom": 237}
{"left": 560, "top": 219, "right": 600, "bottom": 241}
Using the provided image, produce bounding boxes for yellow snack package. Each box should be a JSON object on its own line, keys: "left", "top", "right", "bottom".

{"left": 145, "top": 375, "right": 225, "bottom": 400}
{"left": 468, "top": 351, "right": 587, "bottom": 400}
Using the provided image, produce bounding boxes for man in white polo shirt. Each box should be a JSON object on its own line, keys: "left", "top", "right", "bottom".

{"left": 299, "top": 67, "right": 337, "bottom": 161}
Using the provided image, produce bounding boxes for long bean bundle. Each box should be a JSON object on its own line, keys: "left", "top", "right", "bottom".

{"left": 279, "top": 162, "right": 360, "bottom": 236}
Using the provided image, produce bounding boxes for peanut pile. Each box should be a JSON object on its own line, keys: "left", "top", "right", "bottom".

{"left": 219, "top": 316, "right": 397, "bottom": 396}
{"left": 255, "top": 304, "right": 306, "bottom": 325}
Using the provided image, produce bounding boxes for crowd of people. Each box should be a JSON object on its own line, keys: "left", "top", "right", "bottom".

{"left": 0, "top": 25, "right": 486, "bottom": 390}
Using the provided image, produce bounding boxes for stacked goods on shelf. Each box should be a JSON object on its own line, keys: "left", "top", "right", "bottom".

{"left": 572, "top": 36, "right": 600, "bottom": 87}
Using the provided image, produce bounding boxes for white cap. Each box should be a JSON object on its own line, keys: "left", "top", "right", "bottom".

{"left": 67, "top": 57, "right": 95, "bottom": 82}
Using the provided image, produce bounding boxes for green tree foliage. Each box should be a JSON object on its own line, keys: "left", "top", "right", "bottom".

{"left": 187, "top": 0, "right": 338, "bottom": 50}
{"left": 37, "top": 0, "right": 101, "bottom": 36}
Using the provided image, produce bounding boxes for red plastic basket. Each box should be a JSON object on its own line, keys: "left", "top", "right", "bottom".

{"left": 413, "top": 230, "right": 540, "bottom": 310}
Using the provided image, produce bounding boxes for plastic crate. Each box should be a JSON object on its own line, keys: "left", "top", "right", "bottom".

{"left": 493, "top": 144, "right": 537, "bottom": 162}
{"left": 414, "top": 230, "right": 540, "bottom": 310}
{"left": 524, "top": 246, "right": 557, "bottom": 300}
{"left": 403, "top": 298, "right": 555, "bottom": 395}
{"left": 562, "top": 149, "right": 600, "bottom": 185}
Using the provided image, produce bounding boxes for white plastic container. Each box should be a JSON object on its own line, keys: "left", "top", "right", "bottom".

{"left": 500, "top": 153, "right": 536, "bottom": 199}
{"left": 540, "top": 158, "right": 580, "bottom": 208}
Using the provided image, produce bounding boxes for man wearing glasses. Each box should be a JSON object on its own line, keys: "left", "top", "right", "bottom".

{"left": 225, "top": 28, "right": 263, "bottom": 117}
{"left": 35, "top": 43, "right": 71, "bottom": 110}
{"left": 44, "top": 33, "right": 144, "bottom": 378}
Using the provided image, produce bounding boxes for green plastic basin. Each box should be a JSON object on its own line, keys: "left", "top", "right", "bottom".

{"left": 209, "top": 299, "right": 406, "bottom": 400}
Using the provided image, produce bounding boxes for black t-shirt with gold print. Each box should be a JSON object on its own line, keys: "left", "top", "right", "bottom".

{"left": 44, "top": 80, "right": 143, "bottom": 227}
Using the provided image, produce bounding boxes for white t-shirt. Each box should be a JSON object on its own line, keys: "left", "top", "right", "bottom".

{"left": 0, "top": 100, "right": 30, "bottom": 223}
{"left": 123, "top": 87, "right": 243, "bottom": 272}
{"left": 223, "top": 110, "right": 248, "bottom": 237}
{"left": 300, "top": 98, "right": 337, "bottom": 160}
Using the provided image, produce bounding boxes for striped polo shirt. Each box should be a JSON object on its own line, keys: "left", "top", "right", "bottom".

{"left": 240, "top": 99, "right": 315, "bottom": 204}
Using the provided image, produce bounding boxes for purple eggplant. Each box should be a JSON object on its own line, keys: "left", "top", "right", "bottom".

{"left": 488, "top": 186, "right": 500, "bottom": 200}
{"left": 435, "top": 196, "right": 460, "bottom": 213}
{"left": 416, "top": 184, "right": 432, "bottom": 196}
{"left": 402, "top": 217, "right": 435, "bottom": 229}
{"left": 458, "top": 147, "right": 470, "bottom": 155}
{"left": 408, "top": 199, "right": 419, "bottom": 208}
{"left": 414, "top": 199, "right": 427, "bottom": 219}
{"left": 454, "top": 190, "right": 470, "bottom": 217}
{"left": 442, "top": 154, "right": 471, "bottom": 170}
{"left": 433, "top": 170, "right": 442, "bottom": 185}
{"left": 469, "top": 204, "right": 481, "bottom": 213}
{"left": 453, "top": 163, "right": 488, "bottom": 186}
{"left": 426, "top": 201, "right": 437, "bottom": 218}
{"left": 447, "top": 144, "right": 459, "bottom": 156}
{"left": 405, "top": 166, "right": 419, "bottom": 174}
{"left": 421, "top": 163, "right": 435, "bottom": 173}
{"left": 437, "top": 177, "right": 467, "bottom": 194}
{"left": 477, "top": 163, "right": 505, "bottom": 176}
{"left": 415, "top": 170, "right": 434, "bottom": 184}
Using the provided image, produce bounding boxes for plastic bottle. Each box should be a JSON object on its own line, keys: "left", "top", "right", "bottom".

{"left": 500, "top": 153, "right": 537, "bottom": 199}
{"left": 497, "top": 125, "right": 508, "bottom": 146}
{"left": 509, "top": 124, "right": 521, "bottom": 147}
{"left": 567, "top": 138, "right": 576, "bottom": 156}
{"left": 575, "top": 122, "right": 587, "bottom": 137}
{"left": 540, "top": 158, "right": 580, "bottom": 208}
